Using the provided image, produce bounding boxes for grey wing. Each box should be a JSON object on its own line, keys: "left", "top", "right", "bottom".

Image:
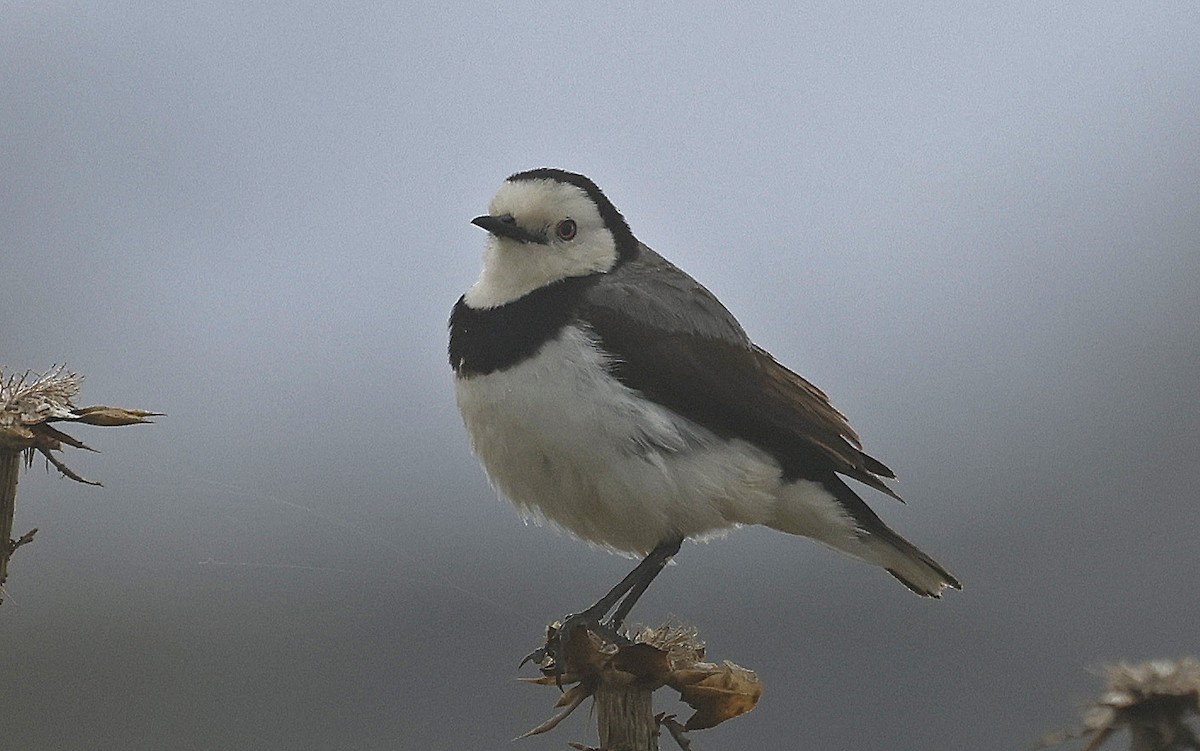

{"left": 579, "top": 243, "right": 901, "bottom": 497}
{"left": 582, "top": 243, "right": 751, "bottom": 345}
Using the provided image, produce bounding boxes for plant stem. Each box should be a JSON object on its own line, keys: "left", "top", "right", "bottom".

{"left": 1, "top": 450, "right": 21, "bottom": 589}
{"left": 596, "top": 676, "right": 658, "bottom": 751}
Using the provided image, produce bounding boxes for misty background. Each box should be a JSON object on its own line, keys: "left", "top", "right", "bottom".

{"left": 2, "top": 3, "right": 1198, "bottom": 749}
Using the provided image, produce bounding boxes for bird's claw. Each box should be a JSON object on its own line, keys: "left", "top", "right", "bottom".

{"left": 518, "top": 646, "right": 547, "bottom": 669}
{"left": 521, "top": 612, "right": 632, "bottom": 675}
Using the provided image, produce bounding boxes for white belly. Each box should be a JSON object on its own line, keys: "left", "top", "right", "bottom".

{"left": 453, "top": 326, "right": 787, "bottom": 555}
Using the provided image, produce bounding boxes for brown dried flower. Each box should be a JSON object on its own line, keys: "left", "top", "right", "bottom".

{"left": 520, "top": 622, "right": 762, "bottom": 741}
{"left": 1, "top": 365, "right": 161, "bottom": 485}
{"left": 2, "top": 365, "right": 161, "bottom": 597}
{"left": 1042, "top": 658, "right": 1200, "bottom": 751}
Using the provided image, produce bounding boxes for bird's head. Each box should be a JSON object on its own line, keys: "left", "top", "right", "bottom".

{"left": 464, "top": 168, "right": 637, "bottom": 309}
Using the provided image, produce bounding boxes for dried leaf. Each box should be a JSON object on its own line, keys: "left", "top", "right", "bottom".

{"left": 670, "top": 661, "right": 763, "bottom": 731}
{"left": 34, "top": 424, "right": 97, "bottom": 452}
{"left": 612, "top": 642, "right": 671, "bottom": 684}
{"left": 554, "top": 682, "right": 593, "bottom": 710}
{"left": 36, "top": 446, "right": 102, "bottom": 486}
{"left": 518, "top": 682, "right": 591, "bottom": 739}
{"left": 69, "top": 406, "right": 162, "bottom": 426}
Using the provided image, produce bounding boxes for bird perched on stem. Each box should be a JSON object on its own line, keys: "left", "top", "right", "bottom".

{"left": 449, "top": 168, "right": 959, "bottom": 656}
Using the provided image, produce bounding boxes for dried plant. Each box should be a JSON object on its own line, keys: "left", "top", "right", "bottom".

{"left": 1042, "top": 659, "right": 1200, "bottom": 751}
{"left": 1, "top": 365, "right": 160, "bottom": 484}
{"left": 520, "top": 621, "right": 762, "bottom": 747}
{"left": 1, "top": 365, "right": 161, "bottom": 598}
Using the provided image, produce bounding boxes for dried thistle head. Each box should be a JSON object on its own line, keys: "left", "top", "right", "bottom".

{"left": 519, "top": 621, "right": 762, "bottom": 740}
{"left": 0, "top": 365, "right": 84, "bottom": 431}
{"left": 0, "top": 365, "right": 161, "bottom": 485}
{"left": 633, "top": 622, "right": 706, "bottom": 669}
{"left": 1042, "top": 658, "right": 1200, "bottom": 751}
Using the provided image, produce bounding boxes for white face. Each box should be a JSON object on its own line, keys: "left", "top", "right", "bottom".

{"left": 463, "top": 178, "right": 619, "bottom": 308}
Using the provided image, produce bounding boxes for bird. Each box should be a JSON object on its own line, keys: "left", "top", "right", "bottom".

{"left": 449, "top": 168, "right": 959, "bottom": 652}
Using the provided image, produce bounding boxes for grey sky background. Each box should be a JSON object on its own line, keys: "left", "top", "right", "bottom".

{"left": 2, "top": 3, "right": 1199, "bottom": 749}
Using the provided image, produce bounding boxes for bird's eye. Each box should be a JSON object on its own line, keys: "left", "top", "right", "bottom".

{"left": 555, "top": 219, "right": 577, "bottom": 241}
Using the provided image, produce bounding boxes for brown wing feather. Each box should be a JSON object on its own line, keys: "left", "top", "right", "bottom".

{"left": 583, "top": 308, "right": 900, "bottom": 499}
{"left": 751, "top": 344, "right": 901, "bottom": 497}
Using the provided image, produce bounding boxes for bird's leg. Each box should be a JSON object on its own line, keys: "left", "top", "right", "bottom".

{"left": 604, "top": 536, "right": 682, "bottom": 632}
{"left": 524, "top": 537, "right": 683, "bottom": 671}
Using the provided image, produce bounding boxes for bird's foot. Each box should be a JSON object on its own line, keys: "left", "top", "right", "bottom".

{"left": 520, "top": 612, "right": 631, "bottom": 675}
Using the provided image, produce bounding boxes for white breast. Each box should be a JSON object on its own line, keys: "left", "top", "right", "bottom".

{"left": 453, "top": 325, "right": 785, "bottom": 555}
